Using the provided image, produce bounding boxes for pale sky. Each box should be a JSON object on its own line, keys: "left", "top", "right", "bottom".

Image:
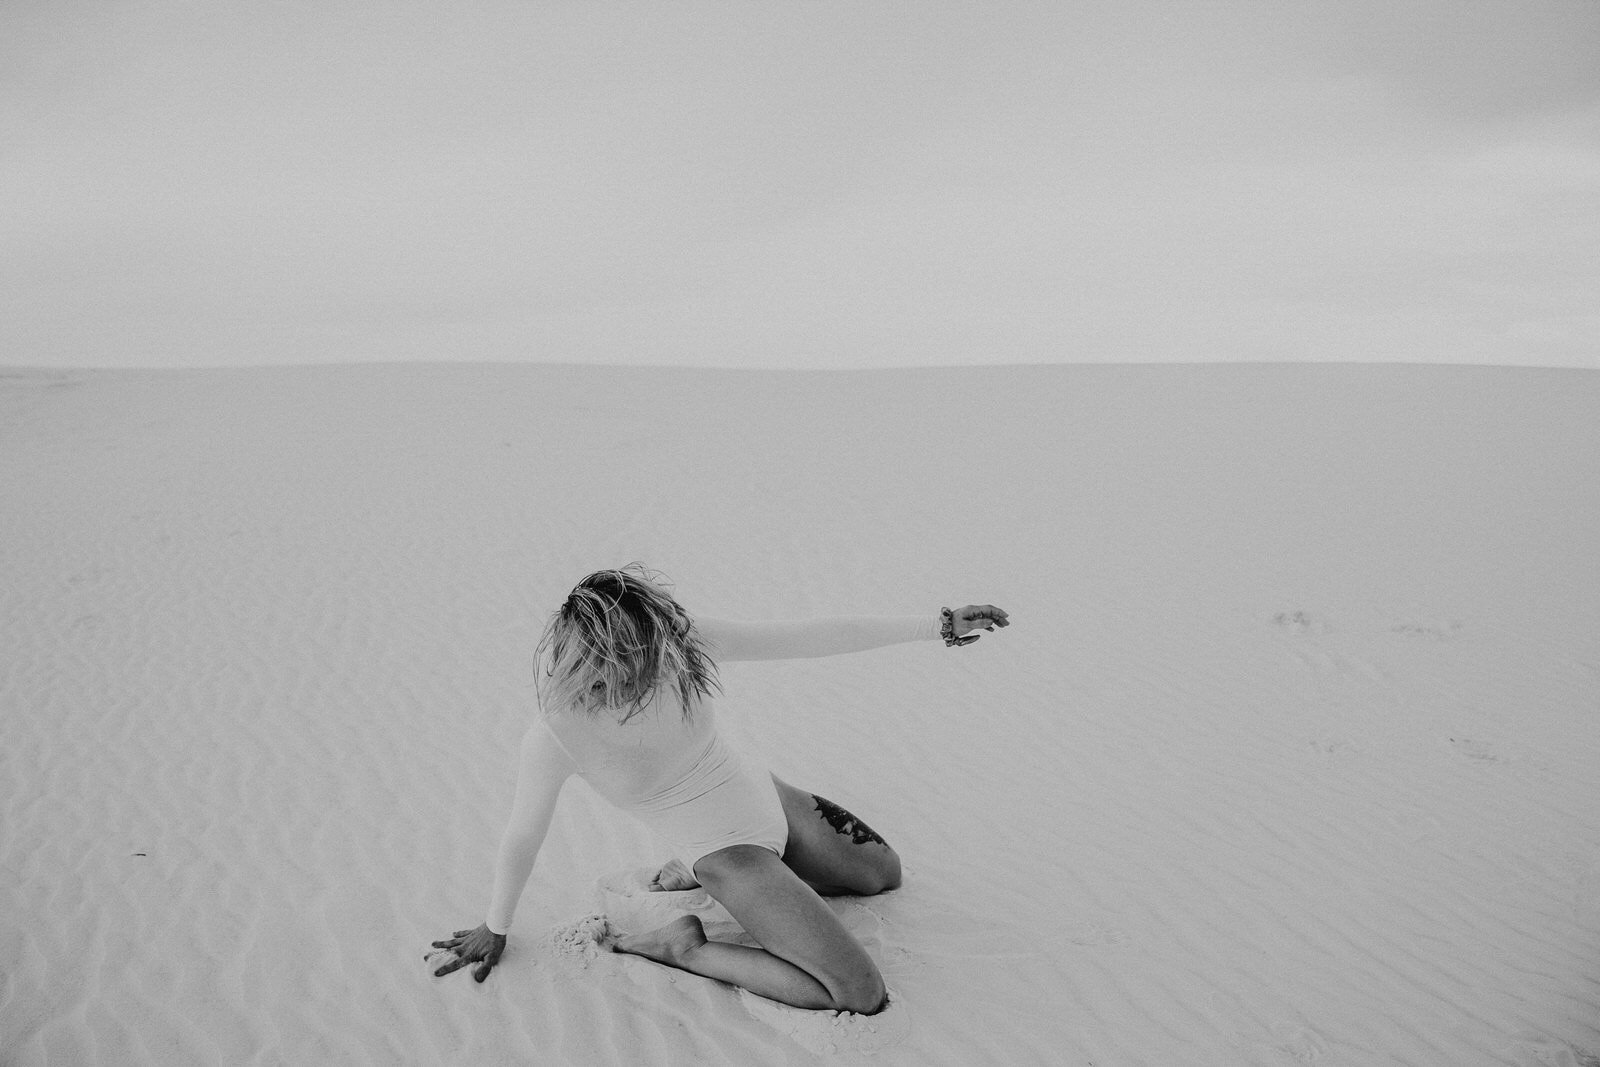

{"left": 3, "top": 1, "right": 1598, "bottom": 369}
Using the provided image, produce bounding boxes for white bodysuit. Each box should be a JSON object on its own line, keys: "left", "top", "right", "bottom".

{"left": 484, "top": 614, "right": 941, "bottom": 934}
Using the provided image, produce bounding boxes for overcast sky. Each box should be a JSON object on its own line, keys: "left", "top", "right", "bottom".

{"left": 3, "top": 0, "right": 1597, "bottom": 369}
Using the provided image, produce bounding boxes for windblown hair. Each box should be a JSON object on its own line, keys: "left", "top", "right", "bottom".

{"left": 534, "top": 564, "right": 721, "bottom": 723}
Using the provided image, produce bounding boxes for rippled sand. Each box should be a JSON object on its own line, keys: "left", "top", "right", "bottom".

{"left": 3, "top": 363, "right": 1597, "bottom": 1065}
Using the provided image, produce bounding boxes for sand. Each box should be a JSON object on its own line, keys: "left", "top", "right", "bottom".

{"left": 2, "top": 362, "right": 1597, "bottom": 1066}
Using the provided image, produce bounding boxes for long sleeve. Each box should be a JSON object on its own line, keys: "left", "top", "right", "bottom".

{"left": 484, "top": 724, "right": 575, "bottom": 935}
{"left": 696, "top": 614, "right": 942, "bottom": 663}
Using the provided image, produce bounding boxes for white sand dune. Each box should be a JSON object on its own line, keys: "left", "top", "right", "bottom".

{"left": 2, "top": 362, "right": 1597, "bottom": 1066}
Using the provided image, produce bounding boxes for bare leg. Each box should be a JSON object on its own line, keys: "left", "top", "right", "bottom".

{"left": 611, "top": 914, "right": 838, "bottom": 1010}
{"left": 613, "top": 844, "right": 886, "bottom": 1014}
{"left": 647, "top": 779, "right": 902, "bottom": 897}
{"left": 772, "top": 776, "right": 902, "bottom": 896}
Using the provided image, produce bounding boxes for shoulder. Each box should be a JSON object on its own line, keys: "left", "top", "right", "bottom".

{"left": 520, "top": 720, "right": 578, "bottom": 772}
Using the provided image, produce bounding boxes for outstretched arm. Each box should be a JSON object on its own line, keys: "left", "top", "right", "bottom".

{"left": 431, "top": 724, "right": 574, "bottom": 981}
{"left": 485, "top": 725, "right": 574, "bottom": 933}
{"left": 697, "top": 606, "right": 1008, "bottom": 662}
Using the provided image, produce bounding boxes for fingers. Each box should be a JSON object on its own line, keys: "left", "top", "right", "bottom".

{"left": 474, "top": 939, "right": 505, "bottom": 980}
{"left": 428, "top": 935, "right": 473, "bottom": 975}
{"left": 961, "top": 605, "right": 1010, "bottom": 630}
{"left": 429, "top": 946, "right": 487, "bottom": 979}
{"left": 948, "top": 605, "right": 1009, "bottom": 642}
{"left": 429, "top": 925, "right": 505, "bottom": 980}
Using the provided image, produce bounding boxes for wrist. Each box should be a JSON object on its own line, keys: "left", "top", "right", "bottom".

{"left": 940, "top": 606, "right": 980, "bottom": 647}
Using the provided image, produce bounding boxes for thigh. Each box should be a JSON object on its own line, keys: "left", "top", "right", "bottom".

{"left": 772, "top": 775, "right": 902, "bottom": 895}
{"left": 693, "top": 843, "right": 884, "bottom": 1011}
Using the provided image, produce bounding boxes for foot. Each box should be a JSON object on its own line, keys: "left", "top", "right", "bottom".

{"left": 648, "top": 857, "right": 700, "bottom": 892}
{"left": 610, "top": 914, "right": 707, "bottom": 967}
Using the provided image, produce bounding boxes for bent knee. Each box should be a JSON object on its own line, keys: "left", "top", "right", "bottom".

{"left": 830, "top": 968, "right": 888, "bottom": 1015}
{"left": 877, "top": 849, "right": 902, "bottom": 892}
{"left": 853, "top": 847, "right": 902, "bottom": 895}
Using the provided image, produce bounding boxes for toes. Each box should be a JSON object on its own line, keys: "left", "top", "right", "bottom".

{"left": 648, "top": 858, "right": 700, "bottom": 892}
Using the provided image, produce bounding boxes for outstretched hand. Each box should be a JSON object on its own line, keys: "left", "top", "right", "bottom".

{"left": 949, "top": 604, "right": 1010, "bottom": 642}
{"left": 429, "top": 923, "right": 507, "bottom": 983}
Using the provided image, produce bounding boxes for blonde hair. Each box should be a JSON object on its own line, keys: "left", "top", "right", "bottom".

{"left": 534, "top": 564, "right": 721, "bottom": 722}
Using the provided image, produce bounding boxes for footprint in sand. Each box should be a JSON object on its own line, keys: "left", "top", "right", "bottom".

{"left": 1447, "top": 737, "right": 1553, "bottom": 779}
{"left": 1449, "top": 737, "right": 1506, "bottom": 764}
{"left": 1269, "top": 1023, "right": 1330, "bottom": 1061}
{"left": 1390, "top": 620, "right": 1463, "bottom": 641}
{"left": 1273, "top": 611, "right": 1327, "bottom": 635}
{"left": 1272, "top": 612, "right": 1384, "bottom": 682}
{"left": 1508, "top": 1031, "right": 1600, "bottom": 1067}
{"left": 1231, "top": 1021, "right": 1330, "bottom": 1063}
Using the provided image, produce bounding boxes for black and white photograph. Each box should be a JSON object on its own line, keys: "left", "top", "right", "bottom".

{"left": 3, "top": 3, "right": 1597, "bottom": 1064}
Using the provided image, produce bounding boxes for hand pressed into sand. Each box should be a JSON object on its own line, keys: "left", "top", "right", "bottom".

{"left": 428, "top": 923, "right": 506, "bottom": 983}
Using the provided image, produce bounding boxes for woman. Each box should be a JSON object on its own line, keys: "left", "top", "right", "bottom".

{"left": 430, "top": 564, "right": 1009, "bottom": 1015}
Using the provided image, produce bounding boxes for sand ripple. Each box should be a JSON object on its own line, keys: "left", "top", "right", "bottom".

{"left": 3, "top": 364, "right": 1597, "bottom": 1065}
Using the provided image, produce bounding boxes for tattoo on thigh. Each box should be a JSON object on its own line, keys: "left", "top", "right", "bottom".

{"left": 812, "top": 795, "right": 888, "bottom": 847}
